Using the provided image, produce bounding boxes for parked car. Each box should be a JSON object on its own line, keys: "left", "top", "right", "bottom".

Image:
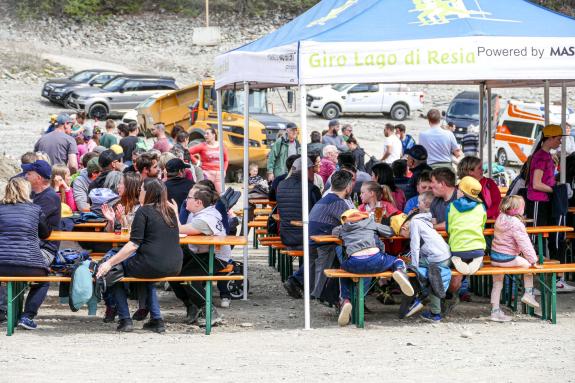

{"left": 66, "top": 75, "right": 178, "bottom": 120}
{"left": 306, "top": 83, "right": 424, "bottom": 120}
{"left": 43, "top": 71, "right": 123, "bottom": 105}
{"left": 444, "top": 91, "right": 500, "bottom": 142}
{"left": 41, "top": 69, "right": 117, "bottom": 104}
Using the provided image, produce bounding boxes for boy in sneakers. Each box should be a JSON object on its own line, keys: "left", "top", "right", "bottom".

{"left": 393, "top": 192, "right": 452, "bottom": 322}
{"left": 332, "top": 209, "right": 414, "bottom": 326}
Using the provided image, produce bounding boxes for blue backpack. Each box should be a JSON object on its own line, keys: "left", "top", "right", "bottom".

{"left": 69, "top": 260, "right": 96, "bottom": 312}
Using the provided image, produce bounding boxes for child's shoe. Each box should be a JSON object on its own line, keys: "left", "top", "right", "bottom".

{"left": 404, "top": 298, "right": 423, "bottom": 318}
{"left": 18, "top": 316, "right": 38, "bottom": 330}
{"left": 520, "top": 293, "right": 539, "bottom": 309}
{"left": 392, "top": 268, "right": 414, "bottom": 297}
{"left": 338, "top": 299, "right": 352, "bottom": 326}
{"left": 490, "top": 308, "right": 512, "bottom": 322}
{"left": 420, "top": 310, "right": 442, "bottom": 322}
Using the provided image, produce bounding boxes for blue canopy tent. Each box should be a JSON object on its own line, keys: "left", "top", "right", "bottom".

{"left": 214, "top": 0, "right": 575, "bottom": 329}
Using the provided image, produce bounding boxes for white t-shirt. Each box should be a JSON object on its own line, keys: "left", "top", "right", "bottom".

{"left": 382, "top": 134, "right": 402, "bottom": 164}
{"left": 419, "top": 126, "right": 459, "bottom": 164}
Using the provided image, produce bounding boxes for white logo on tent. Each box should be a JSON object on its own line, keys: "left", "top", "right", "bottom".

{"left": 307, "top": 0, "right": 359, "bottom": 28}
{"left": 409, "top": 0, "right": 518, "bottom": 26}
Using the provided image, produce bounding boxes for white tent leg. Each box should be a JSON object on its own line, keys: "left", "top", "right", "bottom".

{"left": 479, "top": 83, "right": 485, "bottom": 164}
{"left": 561, "top": 82, "right": 567, "bottom": 184}
{"left": 216, "top": 89, "right": 226, "bottom": 190}
{"left": 299, "top": 84, "right": 311, "bottom": 330}
{"left": 486, "top": 87, "right": 493, "bottom": 178}
{"left": 243, "top": 81, "right": 250, "bottom": 300}
{"left": 544, "top": 81, "right": 550, "bottom": 126}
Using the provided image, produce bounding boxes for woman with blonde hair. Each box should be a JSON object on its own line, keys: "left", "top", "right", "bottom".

{"left": 0, "top": 177, "right": 52, "bottom": 330}
{"left": 51, "top": 163, "right": 77, "bottom": 211}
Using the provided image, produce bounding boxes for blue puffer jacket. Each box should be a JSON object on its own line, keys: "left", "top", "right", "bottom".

{"left": 276, "top": 174, "right": 321, "bottom": 247}
{"left": 0, "top": 203, "right": 52, "bottom": 271}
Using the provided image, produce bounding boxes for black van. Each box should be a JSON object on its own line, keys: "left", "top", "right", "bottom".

{"left": 445, "top": 91, "right": 499, "bottom": 142}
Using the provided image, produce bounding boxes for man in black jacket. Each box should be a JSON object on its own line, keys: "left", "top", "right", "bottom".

{"left": 164, "top": 158, "right": 195, "bottom": 211}
{"left": 405, "top": 145, "right": 432, "bottom": 200}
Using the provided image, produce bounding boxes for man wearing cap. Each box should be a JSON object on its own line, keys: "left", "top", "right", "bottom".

{"left": 419, "top": 109, "right": 462, "bottom": 169}
{"left": 88, "top": 149, "right": 123, "bottom": 191}
{"left": 21, "top": 160, "right": 62, "bottom": 266}
{"left": 165, "top": 158, "right": 195, "bottom": 211}
{"left": 34, "top": 113, "right": 78, "bottom": 173}
{"left": 73, "top": 157, "right": 101, "bottom": 212}
{"left": 321, "top": 119, "right": 348, "bottom": 152}
{"left": 267, "top": 123, "right": 301, "bottom": 181}
{"left": 405, "top": 144, "right": 432, "bottom": 200}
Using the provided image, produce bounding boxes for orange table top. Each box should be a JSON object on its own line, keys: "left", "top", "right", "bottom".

{"left": 249, "top": 199, "right": 276, "bottom": 206}
{"left": 569, "top": 207, "right": 575, "bottom": 214}
{"left": 48, "top": 231, "right": 247, "bottom": 246}
{"left": 74, "top": 222, "right": 107, "bottom": 230}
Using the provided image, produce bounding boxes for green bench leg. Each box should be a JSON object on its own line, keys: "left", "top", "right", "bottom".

{"left": 205, "top": 245, "right": 215, "bottom": 335}
{"left": 7, "top": 282, "right": 14, "bottom": 336}
{"left": 357, "top": 277, "right": 365, "bottom": 328}
{"left": 551, "top": 272, "right": 557, "bottom": 324}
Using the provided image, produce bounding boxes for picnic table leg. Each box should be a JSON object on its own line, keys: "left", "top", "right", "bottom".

{"left": 253, "top": 228, "right": 259, "bottom": 249}
{"left": 205, "top": 245, "right": 214, "bottom": 335}
{"left": 551, "top": 272, "right": 557, "bottom": 324}
{"left": 537, "top": 233, "right": 547, "bottom": 320}
{"left": 357, "top": 277, "right": 365, "bottom": 328}
{"left": 6, "top": 282, "right": 13, "bottom": 336}
{"left": 350, "top": 281, "right": 356, "bottom": 325}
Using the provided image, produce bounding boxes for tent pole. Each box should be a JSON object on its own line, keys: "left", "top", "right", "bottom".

{"left": 486, "top": 87, "right": 493, "bottom": 178}
{"left": 300, "top": 84, "right": 311, "bottom": 330}
{"left": 479, "top": 83, "right": 485, "bottom": 164}
{"left": 242, "top": 81, "right": 249, "bottom": 300}
{"left": 217, "top": 89, "right": 226, "bottom": 191}
{"left": 560, "top": 82, "right": 567, "bottom": 184}
{"left": 544, "top": 80, "right": 550, "bottom": 126}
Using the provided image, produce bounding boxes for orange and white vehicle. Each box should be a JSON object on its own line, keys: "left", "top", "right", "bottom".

{"left": 494, "top": 101, "right": 575, "bottom": 166}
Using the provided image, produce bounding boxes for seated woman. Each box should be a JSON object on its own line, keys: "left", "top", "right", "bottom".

{"left": 96, "top": 178, "right": 183, "bottom": 333}
{"left": 457, "top": 156, "right": 501, "bottom": 220}
{"left": 0, "top": 177, "right": 52, "bottom": 330}
{"left": 370, "top": 162, "right": 406, "bottom": 211}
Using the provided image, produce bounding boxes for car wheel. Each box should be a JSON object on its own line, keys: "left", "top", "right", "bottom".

{"left": 321, "top": 103, "right": 340, "bottom": 120}
{"left": 390, "top": 104, "right": 408, "bottom": 121}
{"left": 88, "top": 104, "right": 109, "bottom": 120}
{"left": 496, "top": 148, "right": 508, "bottom": 166}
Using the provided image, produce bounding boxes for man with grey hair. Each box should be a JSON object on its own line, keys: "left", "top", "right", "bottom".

{"left": 152, "top": 123, "right": 172, "bottom": 153}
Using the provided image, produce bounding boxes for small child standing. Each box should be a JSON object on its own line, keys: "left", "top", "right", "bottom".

{"left": 489, "top": 195, "right": 540, "bottom": 322}
{"left": 393, "top": 191, "right": 452, "bottom": 322}
{"left": 333, "top": 209, "right": 414, "bottom": 326}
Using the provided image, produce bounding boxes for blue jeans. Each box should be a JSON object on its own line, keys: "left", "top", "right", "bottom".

{"left": 339, "top": 252, "right": 401, "bottom": 301}
{"left": 113, "top": 282, "right": 161, "bottom": 321}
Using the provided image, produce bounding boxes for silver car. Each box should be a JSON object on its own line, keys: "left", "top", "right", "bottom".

{"left": 67, "top": 75, "right": 178, "bottom": 120}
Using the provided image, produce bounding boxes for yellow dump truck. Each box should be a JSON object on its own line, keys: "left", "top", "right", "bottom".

{"left": 136, "top": 78, "right": 295, "bottom": 178}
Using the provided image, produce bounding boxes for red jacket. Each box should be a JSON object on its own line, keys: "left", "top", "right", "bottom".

{"left": 480, "top": 177, "right": 501, "bottom": 219}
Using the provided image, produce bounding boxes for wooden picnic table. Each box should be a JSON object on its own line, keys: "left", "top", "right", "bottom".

{"left": 569, "top": 207, "right": 575, "bottom": 214}
{"left": 248, "top": 199, "right": 276, "bottom": 207}
{"left": 73, "top": 222, "right": 107, "bottom": 232}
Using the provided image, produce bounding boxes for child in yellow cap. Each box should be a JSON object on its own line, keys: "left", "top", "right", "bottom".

{"left": 333, "top": 209, "right": 414, "bottom": 326}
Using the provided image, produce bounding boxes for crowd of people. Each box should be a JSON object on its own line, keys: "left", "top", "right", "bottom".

{"left": 0, "top": 107, "right": 574, "bottom": 332}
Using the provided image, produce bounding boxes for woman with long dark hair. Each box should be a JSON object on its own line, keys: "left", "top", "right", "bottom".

{"left": 188, "top": 127, "right": 228, "bottom": 193}
{"left": 96, "top": 178, "right": 183, "bottom": 333}
{"left": 370, "top": 162, "right": 406, "bottom": 211}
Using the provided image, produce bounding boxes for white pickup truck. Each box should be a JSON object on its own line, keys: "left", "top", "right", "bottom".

{"left": 306, "top": 83, "right": 424, "bottom": 121}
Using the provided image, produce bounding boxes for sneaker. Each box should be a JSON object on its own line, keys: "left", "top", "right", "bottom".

{"left": 404, "top": 298, "right": 424, "bottom": 318}
{"left": 392, "top": 269, "right": 415, "bottom": 297}
{"left": 132, "top": 308, "right": 149, "bottom": 321}
{"left": 490, "top": 309, "right": 512, "bottom": 322}
{"left": 283, "top": 277, "right": 303, "bottom": 299}
{"left": 420, "top": 310, "right": 442, "bottom": 322}
{"left": 142, "top": 318, "right": 166, "bottom": 334}
{"left": 18, "top": 316, "right": 37, "bottom": 330}
{"left": 338, "top": 299, "right": 353, "bottom": 326}
{"left": 197, "top": 306, "right": 223, "bottom": 328}
{"left": 556, "top": 279, "right": 575, "bottom": 293}
{"left": 116, "top": 318, "right": 134, "bottom": 332}
{"left": 220, "top": 298, "right": 231, "bottom": 309}
{"left": 521, "top": 293, "right": 540, "bottom": 309}
{"left": 186, "top": 304, "right": 200, "bottom": 325}
{"left": 441, "top": 296, "right": 460, "bottom": 317}
{"left": 103, "top": 306, "right": 117, "bottom": 323}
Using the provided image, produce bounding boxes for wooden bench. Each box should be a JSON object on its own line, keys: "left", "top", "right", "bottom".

{"left": 248, "top": 199, "right": 276, "bottom": 207}
{"left": 1, "top": 274, "right": 243, "bottom": 336}
{"left": 324, "top": 263, "right": 575, "bottom": 328}
{"left": 73, "top": 222, "right": 107, "bottom": 232}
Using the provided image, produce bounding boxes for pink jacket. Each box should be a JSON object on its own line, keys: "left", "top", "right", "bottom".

{"left": 491, "top": 213, "right": 537, "bottom": 264}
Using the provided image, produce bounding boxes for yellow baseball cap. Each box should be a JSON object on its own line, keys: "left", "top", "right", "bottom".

{"left": 458, "top": 176, "right": 482, "bottom": 203}
{"left": 390, "top": 213, "right": 409, "bottom": 236}
{"left": 110, "top": 144, "right": 123, "bottom": 155}
{"left": 542, "top": 124, "right": 565, "bottom": 138}
{"left": 340, "top": 209, "right": 369, "bottom": 224}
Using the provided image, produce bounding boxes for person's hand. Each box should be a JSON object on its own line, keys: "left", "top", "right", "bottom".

{"left": 115, "top": 204, "right": 125, "bottom": 221}
{"left": 101, "top": 204, "right": 115, "bottom": 222}
{"left": 167, "top": 199, "right": 179, "bottom": 218}
{"left": 267, "top": 173, "right": 274, "bottom": 182}
{"left": 96, "top": 261, "right": 112, "bottom": 278}
{"left": 54, "top": 175, "right": 66, "bottom": 190}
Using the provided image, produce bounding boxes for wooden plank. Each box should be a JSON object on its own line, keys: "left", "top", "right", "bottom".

{"left": 47, "top": 231, "right": 247, "bottom": 246}
{"left": 74, "top": 222, "right": 107, "bottom": 230}
{"left": 0, "top": 275, "right": 243, "bottom": 283}
{"left": 249, "top": 199, "right": 276, "bottom": 206}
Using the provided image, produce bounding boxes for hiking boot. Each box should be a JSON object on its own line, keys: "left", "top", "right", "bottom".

{"left": 197, "top": 306, "right": 223, "bottom": 328}
{"left": 404, "top": 298, "right": 424, "bottom": 318}
{"left": 420, "top": 310, "right": 442, "bottom": 322}
{"left": 338, "top": 299, "right": 353, "bottom": 327}
{"left": 283, "top": 277, "right": 303, "bottom": 299}
{"left": 143, "top": 318, "right": 166, "bottom": 334}
{"left": 490, "top": 309, "right": 512, "bottom": 322}
{"left": 18, "top": 316, "right": 37, "bottom": 330}
{"left": 220, "top": 298, "right": 231, "bottom": 309}
{"left": 520, "top": 293, "right": 540, "bottom": 309}
{"left": 392, "top": 269, "right": 415, "bottom": 297}
{"left": 186, "top": 304, "right": 200, "bottom": 325}
{"left": 132, "top": 308, "right": 149, "bottom": 321}
{"left": 116, "top": 318, "right": 134, "bottom": 332}
{"left": 103, "top": 306, "right": 117, "bottom": 323}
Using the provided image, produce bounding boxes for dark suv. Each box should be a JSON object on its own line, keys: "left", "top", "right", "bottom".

{"left": 42, "top": 69, "right": 123, "bottom": 105}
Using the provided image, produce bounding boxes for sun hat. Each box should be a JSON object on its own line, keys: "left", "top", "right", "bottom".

{"left": 542, "top": 124, "right": 566, "bottom": 138}
{"left": 340, "top": 209, "right": 369, "bottom": 224}
{"left": 110, "top": 144, "right": 123, "bottom": 155}
{"left": 458, "top": 176, "right": 482, "bottom": 203}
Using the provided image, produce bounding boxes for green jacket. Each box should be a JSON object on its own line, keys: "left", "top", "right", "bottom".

{"left": 446, "top": 196, "right": 486, "bottom": 252}
{"left": 267, "top": 136, "right": 301, "bottom": 177}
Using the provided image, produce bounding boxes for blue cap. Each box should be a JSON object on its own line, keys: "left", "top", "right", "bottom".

{"left": 56, "top": 113, "right": 71, "bottom": 125}
{"left": 20, "top": 160, "right": 52, "bottom": 179}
